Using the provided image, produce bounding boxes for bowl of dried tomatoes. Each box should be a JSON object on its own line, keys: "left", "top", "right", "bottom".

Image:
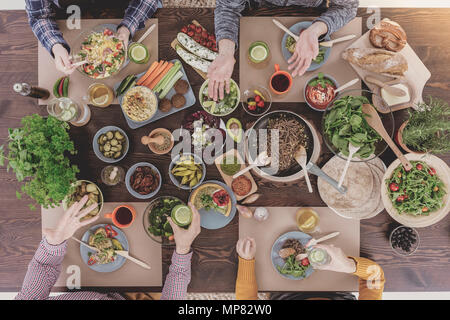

{"left": 125, "top": 162, "right": 162, "bottom": 199}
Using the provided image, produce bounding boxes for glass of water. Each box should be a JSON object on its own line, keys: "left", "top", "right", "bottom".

{"left": 47, "top": 97, "right": 80, "bottom": 122}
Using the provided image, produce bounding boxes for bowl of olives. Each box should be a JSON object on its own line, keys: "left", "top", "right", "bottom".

{"left": 93, "top": 126, "right": 129, "bottom": 163}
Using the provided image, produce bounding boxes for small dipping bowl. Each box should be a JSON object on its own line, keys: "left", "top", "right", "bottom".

{"left": 389, "top": 225, "right": 420, "bottom": 256}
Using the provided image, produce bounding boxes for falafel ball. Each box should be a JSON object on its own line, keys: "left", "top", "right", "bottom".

{"left": 174, "top": 79, "right": 189, "bottom": 95}
{"left": 171, "top": 94, "right": 186, "bottom": 109}
{"left": 159, "top": 98, "right": 172, "bottom": 112}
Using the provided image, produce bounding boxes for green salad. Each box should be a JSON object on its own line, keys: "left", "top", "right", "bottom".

{"left": 286, "top": 36, "right": 326, "bottom": 64}
{"left": 201, "top": 80, "right": 239, "bottom": 116}
{"left": 386, "top": 161, "right": 446, "bottom": 216}
{"left": 147, "top": 197, "right": 183, "bottom": 240}
{"left": 277, "top": 255, "right": 309, "bottom": 278}
{"left": 324, "top": 95, "right": 382, "bottom": 158}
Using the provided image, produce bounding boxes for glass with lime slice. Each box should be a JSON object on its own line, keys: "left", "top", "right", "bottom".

{"left": 171, "top": 204, "right": 193, "bottom": 227}
{"left": 248, "top": 41, "right": 270, "bottom": 66}
{"left": 128, "top": 43, "right": 150, "bottom": 64}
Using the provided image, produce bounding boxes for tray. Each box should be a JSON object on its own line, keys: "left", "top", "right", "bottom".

{"left": 345, "top": 18, "right": 431, "bottom": 112}
{"left": 115, "top": 59, "right": 196, "bottom": 129}
{"left": 214, "top": 149, "right": 258, "bottom": 201}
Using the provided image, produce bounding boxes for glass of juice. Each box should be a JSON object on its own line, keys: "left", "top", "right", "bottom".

{"left": 47, "top": 97, "right": 80, "bottom": 122}
{"left": 87, "top": 83, "right": 114, "bottom": 107}
{"left": 248, "top": 41, "right": 270, "bottom": 68}
{"left": 308, "top": 247, "right": 331, "bottom": 268}
{"left": 296, "top": 208, "right": 320, "bottom": 234}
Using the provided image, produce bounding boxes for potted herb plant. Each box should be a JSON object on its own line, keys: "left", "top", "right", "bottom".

{"left": 0, "top": 114, "right": 79, "bottom": 210}
{"left": 396, "top": 97, "right": 450, "bottom": 155}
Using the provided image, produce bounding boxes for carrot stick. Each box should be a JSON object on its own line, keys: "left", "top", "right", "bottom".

{"left": 148, "top": 63, "right": 173, "bottom": 89}
{"left": 142, "top": 61, "right": 169, "bottom": 87}
{"left": 136, "top": 61, "right": 159, "bottom": 85}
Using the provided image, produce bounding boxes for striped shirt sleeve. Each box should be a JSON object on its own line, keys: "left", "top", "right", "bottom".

{"left": 119, "top": 0, "right": 159, "bottom": 37}
{"left": 313, "top": 0, "right": 359, "bottom": 38}
{"left": 25, "top": 0, "right": 70, "bottom": 56}
{"left": 15, "top": 237, "right": 67, "bottom": 300}
{"left": 161, "top": 251, "right": 193, "bottom": 300}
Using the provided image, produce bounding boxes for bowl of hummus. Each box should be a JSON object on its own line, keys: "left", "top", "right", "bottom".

{"left": 303, "top": 73, "right": 338, "bottom": 112}
{"left": 121, "top": 86, "right": 158, "bottom": 122}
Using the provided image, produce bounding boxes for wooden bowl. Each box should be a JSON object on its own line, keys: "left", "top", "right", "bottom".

{"left": 395, "top": 120, "right": 425, "bottom": 154}
{"left": 381, "top": 153, "right": 450, "bottom": 228}
{"left": 143, "top": 128, "right": 174, "bottom": 155}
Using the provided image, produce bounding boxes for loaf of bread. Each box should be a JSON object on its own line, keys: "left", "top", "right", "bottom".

{"left": 342, "top": 48, "right": 408, "bottom": 76}
{"left": 369, "top": 19, "right": 407, "bottom": 52}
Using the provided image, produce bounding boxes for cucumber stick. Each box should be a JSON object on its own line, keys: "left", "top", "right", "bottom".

{"left": 159, "top": 71, "right": 183, "bottom": 99}
{"left": 155, "top": 61, "right": 182, "bottom": 93}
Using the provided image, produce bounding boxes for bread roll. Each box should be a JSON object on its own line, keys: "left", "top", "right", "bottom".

{"left": 342, "top": 48, "right": 408, "bottom": 76}
{"left": 370, "top": 19, "right": 407, "bottom": 52}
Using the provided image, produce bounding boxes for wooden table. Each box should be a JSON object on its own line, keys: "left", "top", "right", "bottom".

{"left": 0, "top": 7, "right": 449, "bottom": 293}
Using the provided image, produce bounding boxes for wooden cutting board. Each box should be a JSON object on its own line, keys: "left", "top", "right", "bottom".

{"left": 345, "top": 18, "right": 431, "bottom": 112}
{"left": 214, "top": 149, "right": 258, "bottom": 201}
{"left": 170, "top": 20, "right": 212, "bottom": 80}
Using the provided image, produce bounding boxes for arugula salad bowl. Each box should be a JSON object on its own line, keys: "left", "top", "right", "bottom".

{"left": 321, "top": 89, "right": 395, "bottom": 162}
{"left": 381, "top": 153, "right": 450, "bottom": 228}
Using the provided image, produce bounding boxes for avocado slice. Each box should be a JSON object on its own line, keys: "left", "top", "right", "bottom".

{"left": 226, "top": 118, "right": 243, "bottom": 143}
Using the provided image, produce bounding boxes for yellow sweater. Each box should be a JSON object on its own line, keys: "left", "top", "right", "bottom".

{"left": 235, "top": 256, "right": 385, "bottom": 300}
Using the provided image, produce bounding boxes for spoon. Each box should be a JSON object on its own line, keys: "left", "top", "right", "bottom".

{"left": 294, "top": 146, "right": 312, "bottom": 193}
{"left": 233, "top": 151, "right": 271, "bottom": 179}
{"left": 365, "top": 76, "right": 407, "bottom": 97}
{"left": 337, "top": 143, "right": 360, "bottom": 188}
{"left": 361, "top": 104, "right": 413, "bottom": 171}
{"left": 320, "top": 34, "right": 356, "bottom": 47}
{"left": 141, "top": 135, "right": 165, "bottom": 146}
{"left": 272, "top": 19, "right": 299, "bottom": 41}
{"left": 334, "top": 78, "right": 359, "bottom": 94}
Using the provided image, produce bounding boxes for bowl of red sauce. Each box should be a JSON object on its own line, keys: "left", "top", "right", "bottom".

{"left": 304, "top": 73, "right": 338, "bottom": 112}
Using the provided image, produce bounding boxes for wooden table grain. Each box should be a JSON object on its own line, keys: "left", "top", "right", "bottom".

{"left": 0, "top": 7, "right": 449, "bottom": 293}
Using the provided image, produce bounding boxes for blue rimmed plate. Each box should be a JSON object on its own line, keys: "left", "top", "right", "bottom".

{"left": 80, "top": 224, "right": 129, "bottom": 273}
{"left": 271, "top": 231, "right": 314, "bottom": 280}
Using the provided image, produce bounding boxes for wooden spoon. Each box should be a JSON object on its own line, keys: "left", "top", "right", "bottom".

{"left": 320, "top": 34, "right": 356, "bottom": 47}
{"left": 338, "top": 143, "right": 360, "bottom": 188}
{"left": 365, "top": 76, "right": 407, "bottom": 97}
{"left": 233, "top": 151, "right": 271, "bottom": 179}
{"left": 361, "top": 104, "right": 413, "bottom": 171}
{"left": 294, "top": 146, "right": 312, "bottom": 193}
{"left": 141, "top": 135, "right": 165, "bottom": 146}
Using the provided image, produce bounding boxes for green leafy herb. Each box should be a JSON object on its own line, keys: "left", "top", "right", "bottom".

{"left": 402, "top": 97, "right": 450, "bottom": 154}
{"left": 0, "top": 115, "right": 79, "bottom": 209}
{"left": 324, "top": 95, "right": 382, "bottom": 158}
{"left": 276, "top": 255, "right": 309, "bottom": 278}
{"left": 386, "top": 161, "right": 445, "bottom": 215}
{"left": 308, "top": 72, "right": 334, "bottom": 89}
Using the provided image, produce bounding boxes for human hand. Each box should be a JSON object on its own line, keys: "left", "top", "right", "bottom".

{"left": 207, "top": 39, "right": 236, "bottom": 101}
{"left": 52, "top": 43, "right": 76, "bottom": 75}
{"left": 167, "top": 202, "right": 201, "bottom": 255}
{"left": 43, "top": 195, "right": 99, "bottom": 246}
{"left": 288, "top": 22, "right": 327, "bottom": 77}
{"left": 117, "top": 26, "right": 131, "bottom": 49}
{"left": 311, "top": 244, "right": 356, "bottom": 273}
{"left": 236, "top": 237, "right": 256, "bottom": 260}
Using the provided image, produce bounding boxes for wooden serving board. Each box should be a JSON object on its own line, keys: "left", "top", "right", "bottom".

{"left": 346, "top": 18, "right": 431, "bottom": 112}
{"left": 214, "top": 149, "right": 258, "bottom": 201}
{"left": 170, "top": 20, "right": 209, "bottom": 80}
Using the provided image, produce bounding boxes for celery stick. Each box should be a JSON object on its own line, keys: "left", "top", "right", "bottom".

{"left": 156, "top": 61, "right": 181, "bottom": 93}
{"left": 159, "top": 71, "right": 183, "bottom": 99}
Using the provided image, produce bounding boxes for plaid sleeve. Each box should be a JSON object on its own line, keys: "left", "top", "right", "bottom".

{"left": 161, "top": 251, "right": 193, "bottom": 300}
{"left": 313, "top": 0, "right": 359, "bottom": 38}
{"left": 15, "top": 237, "right": 67, "bottom": 300}
{"left": 118, "top": 0, "right": 159, "bottom": 38}
{"left": 25, "top": 0, "right": 70, "bottom": 57}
